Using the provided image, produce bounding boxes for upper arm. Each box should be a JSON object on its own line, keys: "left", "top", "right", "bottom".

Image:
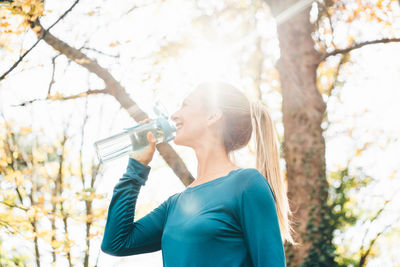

{"left": 114, "top": 197, "right": 170, "bottom": 256}
{"left": 237, "top": 170, "right": 286, "bottom": 266}
{"left": 102, "top": 193, "right": 178, "bottom": 256}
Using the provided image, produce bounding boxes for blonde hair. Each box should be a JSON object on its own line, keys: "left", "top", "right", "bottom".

{"left": 250, "top": 100, "right": 296, "bottom": 245}
{"left": 196, "top": 81, "right": 296, "bottom": 245}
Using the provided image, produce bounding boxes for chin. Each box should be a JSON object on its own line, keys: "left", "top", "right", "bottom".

{"left": 173, "top": 135, "right": 182, "bottom": 145}
{"left": 172, "top": 134, "right": 190, "bottom": 147}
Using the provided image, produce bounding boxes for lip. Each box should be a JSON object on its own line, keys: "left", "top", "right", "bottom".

{"left": 176, "top": 123, "right": 183, "bottom": 130}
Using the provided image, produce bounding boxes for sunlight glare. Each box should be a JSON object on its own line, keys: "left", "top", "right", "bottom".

{"left": 178, "top": 40, "right": 240, "bottom": 84}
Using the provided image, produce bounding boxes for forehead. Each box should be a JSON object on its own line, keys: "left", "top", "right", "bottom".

{"left": 183, "top": 89, "right": 203, "bottom": 104}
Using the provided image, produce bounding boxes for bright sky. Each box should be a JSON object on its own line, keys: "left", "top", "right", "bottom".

{"left": 0, "top": 0, "right": 399, "bottom": 266}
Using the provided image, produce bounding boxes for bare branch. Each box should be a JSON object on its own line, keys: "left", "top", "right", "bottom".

{"left": 0, "top": 0, "right": 80, "bottom": 81}
{"left": 359, "top": 204, "right": 387, "bottom": 253}
{"left": 358, "top": 190, "right": 400, "bottom": 266}
{"left": 359, "top": 216, "right": 400, "bottom": 267}
{"left": 12, "top": 89, "right": 108, "bottom": 107}
{"left": 0, "top": 201, "right": 28, "bottom": 211}
{"left": 322, "top": 38, "right": 400, "bottom": 60}
{"left": 48, "top": 54, "right": 61, "bottom": 96}
{"left": 80, "top": 46, "right": 119, "bottom": 58}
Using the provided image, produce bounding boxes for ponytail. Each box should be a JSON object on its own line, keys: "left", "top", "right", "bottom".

{"left": 250, "top": 100, "right": 296, "bottom": 245}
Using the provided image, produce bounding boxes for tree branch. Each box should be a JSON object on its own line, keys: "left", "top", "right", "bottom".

{"left": 80, "top": 46, "right": 119, "bottom": 58}
{"left": 359, "top": 216, "right": 400, "bottom": 267}
{"left": 12, "top": 89, "right": 108, "bottom": 107}
{"left": 322, "top": 38, "right": 400, "bottom": 60}
{"left": 0, "top": 0, "right": 80, "bottom": 81}
{"left": 27, "top": 17, "right": 194, "bottom": 186}
{"left": 48, "top": 54, "right": 61, "bottom": 96}
{"left": 0, "top": 201, "right": 28, "bottom": 211}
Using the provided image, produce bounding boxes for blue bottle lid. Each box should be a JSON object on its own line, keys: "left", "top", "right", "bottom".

{"left": 157, "top": 116, "right": 177, "bottom": 142}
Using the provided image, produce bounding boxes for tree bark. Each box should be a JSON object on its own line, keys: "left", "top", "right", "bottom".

{"left": 28, "top": 19, "right": 194, "bottom": 186}
{"left": 264, "top": 1, "right": 335, "bottom": 265}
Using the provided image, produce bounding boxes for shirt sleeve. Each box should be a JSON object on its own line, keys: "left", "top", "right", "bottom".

{"left": 238, "top": 169, "right": 286, "bottom": 266}
{"left": 101, "top": 157, "right": 171, "bottom": 256}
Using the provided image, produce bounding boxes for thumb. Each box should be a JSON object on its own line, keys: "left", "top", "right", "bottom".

{"left": 147, "top": 131, "right": 156, "bottom": 146}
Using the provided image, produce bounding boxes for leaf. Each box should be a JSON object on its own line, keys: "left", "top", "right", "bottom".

{"left": 109, "top": 41, "right": 121, "bottom": 47}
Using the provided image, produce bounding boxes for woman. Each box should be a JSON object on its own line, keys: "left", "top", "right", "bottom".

{"left": 101, "top": 81, "right": 295, "bottom": 266}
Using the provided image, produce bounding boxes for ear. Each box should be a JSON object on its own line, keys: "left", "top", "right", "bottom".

{"left": 206, "top": 110, "right": 223, "bottom": 127}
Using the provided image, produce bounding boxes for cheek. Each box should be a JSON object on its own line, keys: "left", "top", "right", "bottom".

{"left": 182, "top": 113, "right": 207, "bottom": 134}
{"left": 186, "top": 123, "right": 204, "bottom": 135}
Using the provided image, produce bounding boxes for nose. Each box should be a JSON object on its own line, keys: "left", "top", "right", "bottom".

{"left": 171, "top": 111, "right": 179, "bottom": 123}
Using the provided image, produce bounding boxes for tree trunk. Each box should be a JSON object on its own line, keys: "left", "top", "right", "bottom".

{"left": 264, "top": 1, "right": 336, "bottom": 265}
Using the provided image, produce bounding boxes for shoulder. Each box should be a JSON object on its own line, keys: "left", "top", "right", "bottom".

{"left": 155, "top": 192, "right": 181, "bottom": 210}
{"left": 234, "top": 168, "right": 275, "bottom": 201}
{"left": 169, "top": 192, "right": 181, "bottom": 201}
{"left": 165, "top": 192, "right": 181, "bottom": 207}
{"left": 234, "top": 168, "right": 267, "bottom": 187}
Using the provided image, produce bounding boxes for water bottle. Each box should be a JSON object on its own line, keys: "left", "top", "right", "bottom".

{"left": 94, "top": 101, "right": 177, "bottom": 164}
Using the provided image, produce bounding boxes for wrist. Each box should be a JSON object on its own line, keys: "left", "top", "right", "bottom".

{"left": 125, "top": 157, "right": 151, "bottom": 185}
{"left": 129, "top": 155, "right": 149, "bottom": 167}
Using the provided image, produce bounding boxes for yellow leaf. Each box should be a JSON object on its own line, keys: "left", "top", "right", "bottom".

{"left": 22, "top": 4, "right": 31, "bottom": 14}
{"left": 62, "top": 246, "right": 70, "bottom": 253}
{"left": 109, "top": 41, "right": 121, "bottom": 47}
{"left": 51, "top": 240, "right": 62, "bottom": 249}
{"left": 16, "top": 175, "right": 24, "bottom": 186}
{"left": 20, "top": 126, "right": 32, "bottom": 135}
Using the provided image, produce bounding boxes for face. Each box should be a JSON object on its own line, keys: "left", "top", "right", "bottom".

{"left": 171, "top": 89, "right": 223, "bottom": 149}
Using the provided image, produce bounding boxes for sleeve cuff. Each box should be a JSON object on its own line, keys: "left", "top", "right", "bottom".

{"left": 124, "top": 157, "right": 151, "bottom": 186}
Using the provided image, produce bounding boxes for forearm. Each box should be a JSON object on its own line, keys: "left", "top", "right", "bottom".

{"left": 101, "top": 158, "right": 150, "bottom": 255}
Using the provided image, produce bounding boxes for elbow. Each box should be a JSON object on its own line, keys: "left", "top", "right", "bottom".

{"left": 101, "top": 239, "right": 124, "bottom": 256}
{"left": 100, "top": 240, "right": 115, "bottom": 256}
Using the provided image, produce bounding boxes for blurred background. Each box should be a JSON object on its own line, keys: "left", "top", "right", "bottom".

{"left": 0, "top": 0, "right": 399, "bottom": 266}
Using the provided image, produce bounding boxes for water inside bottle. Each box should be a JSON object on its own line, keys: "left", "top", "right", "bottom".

{"left": 129, "top": 128, "right": 165, "bottom": 150}
{"left": 94, "top": 130, "right": 133, "bottom": 162}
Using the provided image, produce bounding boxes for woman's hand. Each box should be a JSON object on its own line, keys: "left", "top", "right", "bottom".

{"left": 129, "top": 118, "right": 157, "bottom": 166}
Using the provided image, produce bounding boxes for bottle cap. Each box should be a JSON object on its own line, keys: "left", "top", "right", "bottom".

{"left": 157, "top": 116, "right": 176, "bottom": 142}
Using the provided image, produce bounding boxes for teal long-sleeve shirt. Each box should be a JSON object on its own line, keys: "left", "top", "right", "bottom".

{"left": 101, "top": 158, "right": 286, "bottom": 267}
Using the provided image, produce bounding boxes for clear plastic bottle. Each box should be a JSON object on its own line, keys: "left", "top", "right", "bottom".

{"left": 94, "top": 101, "right": 176, "bottom": 164}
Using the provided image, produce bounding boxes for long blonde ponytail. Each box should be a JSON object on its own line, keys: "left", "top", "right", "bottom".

{"left": 250, "top": 100, "right": 296, "bottom": 245}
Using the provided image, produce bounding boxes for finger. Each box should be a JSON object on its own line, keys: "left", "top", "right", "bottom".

{"left": 146, "top": 132, "right": 156, "bottom": 155}
{"left": 147, "top": 132, "right": 156, "bottom": 152}
{"left": 139, "top": 118, "right": 151, "bottom": 124}
{"left": 147, "top": 131, "right": 156, "bottom": 144}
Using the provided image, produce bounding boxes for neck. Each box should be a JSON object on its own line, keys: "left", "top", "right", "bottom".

{"left": 194, "top": 141, "right": 237, "bottom": 181}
